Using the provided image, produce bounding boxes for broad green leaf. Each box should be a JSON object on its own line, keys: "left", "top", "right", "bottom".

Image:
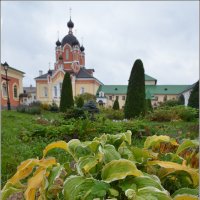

{"left": 100, "top": 144, "right": 121, "bottom": 163}
{"left": 131, "top": 147, "right": 153, "bottom": 164}
{"left": 83, "top": 140, "right": 100, "bottom": 153}
{"left": 176, "top": 140, "right": 199, "bottom": 155}
{"left": 159, "top": 153, "right": 184, "bottom": 164}
{"left": 108, "top": 188, "right": 119, "bottom": 197}
{"left": 101, "top": 159, "right": 143, "bottom": 183}
{"left": 133, "top": 176, "right": 165, "bottom": 191}
{"left": 172, "top": 188, "right": 199, "bottom": 198}
{"left": 118, "top": 141, "right": 134, "bottom": 161}
{"left": 136, "top": 186, "right": 171, "bottom": 200}
{"left": 147, "top": 160, "right": 199, "bottom": 187}
{"left": 144, "top": 135, "right": 170, "bottom": 149}
{"left": 43, "top": 141, "right": 68, "bottom": 157}
{"left": 77, "top": 153, "right": 103, "bottom": 175}
{"left": 63, "top": 175, "right": 108, "bottom": 200}
{"left": 67, "top": 139, "right": 81, "bottom": 160}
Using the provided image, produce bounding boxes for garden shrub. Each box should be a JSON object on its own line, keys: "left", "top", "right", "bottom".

{"left": 148, "top": 107, "right": 175, "bottom": 122}
{"left": 63, "top": 108, "right": 86, "bottom": 120}
{"left": 29, "top": 101, "right": 42, "bottom": 107}
{"left": 17, "top": 105, "right": 41, "bottom": 115}
{"left": 160, "top": 99, "right": 181, "bottom": 107}
{"left": 148, "top": 106, "right": 198, "bottom": 122}
{"left": 49, "top": 101, "right": 59, "bottom": 112}
{"left": 40, "top": 103, "right": 50, "bottom": 110}
{"left": 105, "top": 109, "right": 124, "bottom": 120}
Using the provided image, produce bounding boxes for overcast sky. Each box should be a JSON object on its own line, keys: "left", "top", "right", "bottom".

{"left": 1, "top": 1, "right": 199, "bottom": 87}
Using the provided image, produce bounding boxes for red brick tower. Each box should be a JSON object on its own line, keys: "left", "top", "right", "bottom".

{"left": 54, "top": 17, "right": 85, "bottom": 74}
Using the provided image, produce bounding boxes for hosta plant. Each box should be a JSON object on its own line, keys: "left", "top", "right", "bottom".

{"left": 2, "top": 132, "right": 199, "bottom": 200}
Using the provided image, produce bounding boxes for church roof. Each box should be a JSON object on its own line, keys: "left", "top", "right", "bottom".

{"left": 76, "top": 68, "right": 93, "bottom": 78}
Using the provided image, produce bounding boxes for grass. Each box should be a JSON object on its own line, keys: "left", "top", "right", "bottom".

{"left": 1, "top": 110, "right": 199, "bottom": 187}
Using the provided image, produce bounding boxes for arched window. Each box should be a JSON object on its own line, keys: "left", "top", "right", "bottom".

{"left": 80, "top": 87, "right": 85, "bottom": 94}
{"left": 44, "top": 87, "right": 48, "bottom": 97}
{"left": 54, "top": 86, "right": 57, "bottom": 97}
{"left": 13, "top": 85, "right": 18, "bottom": 98}
{"left": 66, "top": 49, "right": 69, "bottom": 60}
{"left": 2, "top": 82, "right": 7, "bottom": 97}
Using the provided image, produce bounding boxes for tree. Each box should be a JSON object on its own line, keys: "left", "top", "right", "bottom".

{"left": 113, "top": 99, "right": 120, "bottom": 110}
{"left": 178, "top": 94, "right": 185, "bottom": 105}
{"left": 76, "top": 96, "right": 84, "bottom": 108}
{"left": 60, "top": 72, "right": 74, "bottom": 112}
{"left": 188, "top": 81, "right": 199, "bottom": 109}
{"left": 124, "top": 59, "right": 145, "bottom": 119}
{"left": 146, "top": 99, "right": 153, "bottom": 112}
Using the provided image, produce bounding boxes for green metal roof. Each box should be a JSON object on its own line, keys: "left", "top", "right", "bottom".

{"left": 96, "top": 84, "right": 191, "bottom": 98}
{"left": 145, "top": 74, "right": 157, "bottom": 81}
{"left": 145, "top": 85, "right": 190, "bottom": 95}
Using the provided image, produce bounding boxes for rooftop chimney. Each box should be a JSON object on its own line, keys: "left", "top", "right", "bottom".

{"left": 39, "top": 70, "right": 43, "bottom": 76}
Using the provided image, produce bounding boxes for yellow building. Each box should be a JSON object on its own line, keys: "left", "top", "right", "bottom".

{"left": 35, "top": 17, "right": 102, "bottom": 105}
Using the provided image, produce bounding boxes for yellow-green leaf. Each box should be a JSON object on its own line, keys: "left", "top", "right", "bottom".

{"left": 43, "top": 141, "right": 68, "bottom": 157}
{"left": 25, "top": 168, "right": 46, "bottom": 200}
{"left": 176, "top": 140, "right": 199, "bottom": 155}
{"left": 147, "top": 160, "right": 199, "bottom": 186}
{"left": 101, "top": 159, "right": 143, "bottom": 183}
{"left": 173, "top": 195, "right": 198, "bottom": 200}
{"left": 144, "top": 135, "right": 170, "bottom": 149}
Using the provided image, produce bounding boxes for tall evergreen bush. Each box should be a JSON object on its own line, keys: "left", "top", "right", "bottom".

{"left": 178, "top": 94, "right": 185, "bottom": 105}
{"left": 188, "top": 81, "right": 199, "bottom": 109}
{"left": 124, "top": 59, "right": 145, "bottom": 119}
{"left": 113, "top": 99, "right": 120, "bottom": 110}
{"left": 60, "top": 72, "right": 74, "bottom": 112}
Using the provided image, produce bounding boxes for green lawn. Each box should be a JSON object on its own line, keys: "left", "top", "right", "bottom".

{"left": 1, "top": 110, "right": 198, "bottom": 187}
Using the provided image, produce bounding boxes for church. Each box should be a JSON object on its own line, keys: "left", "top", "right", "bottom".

{"left": 35, "top": 16, "right": 194, "bottom": 108}
{"left": 35, "top": 17, "right": 102, "bottom": 105}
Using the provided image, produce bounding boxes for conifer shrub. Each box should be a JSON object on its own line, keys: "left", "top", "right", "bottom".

{"left": 188, "top": 81, "right": 199, "bottom": 109}
{"left": 60, "top": 72, "right": 74, "bottom": 112}
{"left": 178, "top": 94, "right": 185, "bottom": 105}
{"left": 124, "top": 59, "right": 145, "bottom": 119}
{"left": 76, "top": 96, "right": 84, "bottom": 108}
{"left": 113, "top": 99, "right": 120, "bottom": 110}
{"left": 145, "top": 99, "right": 153, "bottom": 112}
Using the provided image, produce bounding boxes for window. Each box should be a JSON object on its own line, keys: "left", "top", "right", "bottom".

{"left": 54, "top": 86, "right": 57, "bottom": 97}
{"left": 109, "top": 96, "right": 112, "bottom": 100}
{"left": 14, "top": 85, "right": 18, "bottom": 98}
{"left": 34, "top": 96, "right": 36, "bottom": 100}
{"left": 59, "top": 82, "right": 62, "bottom": 96}
{"left": 122, "top": 96, "right": 126, "bottom": 100}
{"left": 44, "top": 87, "right": 48, "bottom": 97}
{"left": 80, "top": 87, "right": 85, "bottom": 94}
{"left": 99, "top": 91, "right": 104, "bottom": 97}
{"left": 163, "top": 95, "right": 167, "bottom": 102}
{"left": 2, "top": 82, "right": 7, "bottom": 97}
{"left": 66, "top": 49, "right": 69, "bottom": 60}
{"left": 116, "top": 96, "right": 119, "bottom": 100}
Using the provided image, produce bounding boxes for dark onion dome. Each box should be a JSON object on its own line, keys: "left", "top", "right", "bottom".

{"left": 56, "top": 39, "right": 61, "bottom": 47}
{"left": 61, "top": 34, "right": 80, "bottom": 47}
{"left": 67, "top": 18, "right": 74, "bottom": 28}
{"left": 72, "top": 39, "right": 79, "bottom": 46}
{"left": 80, "top": 45, "right": 85, "bottom": 52}
{"left": 48, "top": 69, "right": 53, "bottom": 76}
